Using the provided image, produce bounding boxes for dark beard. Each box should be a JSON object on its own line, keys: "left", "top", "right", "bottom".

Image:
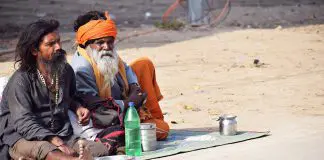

{"left": 39, "top": 49, "right": 67, "bottom": 76}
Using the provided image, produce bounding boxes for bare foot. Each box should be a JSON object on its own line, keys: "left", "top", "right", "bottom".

{"left": 78, "top": 140, "right": 93, "bottom": 160}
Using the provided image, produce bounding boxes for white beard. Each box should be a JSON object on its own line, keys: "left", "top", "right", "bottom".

{"left": 86, "top": 47, "right": 119, "bottom": 88}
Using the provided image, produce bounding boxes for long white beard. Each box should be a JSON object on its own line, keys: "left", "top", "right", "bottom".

{"left": 86, "top": 47, "right": 119, "bottom": 88}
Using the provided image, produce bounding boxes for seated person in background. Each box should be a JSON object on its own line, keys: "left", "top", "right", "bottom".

{"left": 0, "top": 19, "right": 111, "bottom": 160}
{"left": 70, "top": 10, "right": 169, "bottom": 140}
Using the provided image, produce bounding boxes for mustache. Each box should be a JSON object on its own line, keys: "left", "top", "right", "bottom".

{"left": 99, "top": 50, "right": 115, "bottom": 58}
{"left": 51, "top": 49, "right": 66, "bottom": 61}
{"left": 40, "top": 49, "right": 67, "bottom": 75}
{"left": 41, "top": 49, "right": 66, "bottom": 65}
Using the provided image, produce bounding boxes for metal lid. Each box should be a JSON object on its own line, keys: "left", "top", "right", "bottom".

{"left": 140, "top": 123, "right": 156, "bottom": 129}
{"left": 219, "top": 114, "right": 237, "bottom": 120}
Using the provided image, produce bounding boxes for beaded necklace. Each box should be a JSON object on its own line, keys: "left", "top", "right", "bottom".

{"left": 37, "top": 69, "right": 59, "bottom": 130}
{"left": 37, "top": 69, "right": 59, "bottom": 105}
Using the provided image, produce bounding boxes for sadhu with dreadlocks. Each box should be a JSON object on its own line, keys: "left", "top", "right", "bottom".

{"left": 0, "top": 19, "right": 111, "bottom": 160}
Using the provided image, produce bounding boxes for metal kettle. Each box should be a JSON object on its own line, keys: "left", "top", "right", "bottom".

{"left": 218, "top": 115, "right": 237, "bottom": 136}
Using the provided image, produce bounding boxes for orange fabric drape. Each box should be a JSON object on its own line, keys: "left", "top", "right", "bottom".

{"left": 77, "top": 46, "right": 129, "bottom": 98}
{"left": 130, "top": 57, "right": 169, "bottom": 140}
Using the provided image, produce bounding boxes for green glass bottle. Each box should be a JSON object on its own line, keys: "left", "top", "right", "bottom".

{"left": 124, "top": 102, "right": 142, "bottom": 156}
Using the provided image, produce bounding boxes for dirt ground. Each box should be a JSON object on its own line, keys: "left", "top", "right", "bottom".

{"left": 152, "top": 25, "right": 324, "bottom": 160}
{"left": 1, "top": 24, "right": 324, "bottom": 159}
{"left": 119, "top": 24, "right": 324, "bottom": 159}
{"left": 1, "top": 1, "right": 324, "bottom": 159}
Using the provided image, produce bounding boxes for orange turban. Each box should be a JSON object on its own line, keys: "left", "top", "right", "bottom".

{"left": 76, "top": 11, "right": 117, "bottom": 45}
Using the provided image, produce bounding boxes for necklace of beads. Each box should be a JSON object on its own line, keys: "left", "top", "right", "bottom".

{"left": 37, "top": 69, "right": 59, "bottom": 105}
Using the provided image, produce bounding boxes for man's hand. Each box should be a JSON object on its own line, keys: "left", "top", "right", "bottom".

{"left": 76, "top": 106, "right": 90, "bottom": 126}
{"left": 48, "top": 136, "right": 76, "bottom": 155}
{"left": 125, "top": 84, "right": 147, "bottom": 109}
{"left": 129, "top": 83, "right": 141, "bottom": 94}
{"left": 57, "top": 144, "right": 76, "bottom": 156}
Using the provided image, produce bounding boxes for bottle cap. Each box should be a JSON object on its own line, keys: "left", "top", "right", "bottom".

{"left": 128, "top": 102, "right": 135, "bottom": 107}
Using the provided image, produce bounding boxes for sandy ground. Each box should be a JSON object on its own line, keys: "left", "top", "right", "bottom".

{"left": 119, "top": 25, "right": 324, "bottom": 159}
{"left": 1, "top": 24, "right": 324, "bottom": 159}
{"left": 1, "top": 1, "right": 324, "bottom": 159}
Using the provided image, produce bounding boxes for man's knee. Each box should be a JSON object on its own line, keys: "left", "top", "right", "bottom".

{"left": 10, "top": 139, "right": 56, "bottom": 160}
{"left": 131, "top": 57, "right": 154, "bottom": 71}
{"left": 155, "top": 120, "right": 169, "bottom": 140}
{"left": 143, "top": 119, "right": 170, "bottom": 140}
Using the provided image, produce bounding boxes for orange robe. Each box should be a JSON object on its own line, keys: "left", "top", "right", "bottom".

{"left": 130, "top": 57, "right": 169, "bottom": 140}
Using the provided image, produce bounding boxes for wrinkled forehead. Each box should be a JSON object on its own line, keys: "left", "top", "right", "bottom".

{"left": 92, "top": 36, "right": 114, "bottom": 44}
{"left": 41, "top": 30, "right": 60, "bottom": 43}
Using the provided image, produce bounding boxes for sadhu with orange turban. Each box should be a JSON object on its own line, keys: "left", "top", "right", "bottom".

{"left": 70, "top": 11, "right": 169, "bottom": 141}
